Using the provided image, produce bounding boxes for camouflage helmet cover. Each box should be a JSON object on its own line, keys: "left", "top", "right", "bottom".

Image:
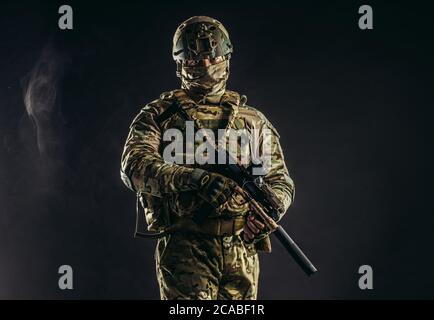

{"left": 172, "top": 16, "right": 233, "bottom": 61}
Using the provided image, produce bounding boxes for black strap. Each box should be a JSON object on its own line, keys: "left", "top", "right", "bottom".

{"left": 134, "top": 193, "right": 167, "bottom": 239}
{"left": 155, "top": 102, "right": 182, "bottom": 125}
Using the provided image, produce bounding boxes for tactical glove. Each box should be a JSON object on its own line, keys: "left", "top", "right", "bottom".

{"left": 190, "top": 168, "right": 238, "bottom": 209}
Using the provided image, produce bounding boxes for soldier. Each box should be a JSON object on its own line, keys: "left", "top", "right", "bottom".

{"left": 120, "top": 16, "right": 294, "bottom": 300}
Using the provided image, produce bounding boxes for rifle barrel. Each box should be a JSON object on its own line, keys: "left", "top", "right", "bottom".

{"left": 273, "top": 225, "right": 318, "bottom": 276}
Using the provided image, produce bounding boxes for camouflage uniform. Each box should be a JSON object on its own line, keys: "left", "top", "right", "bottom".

{"left": 156, "top": 232, "right": 259, "bottom": 300}
{"left": 120, "top": 16, "right": 294, "bottom": 300}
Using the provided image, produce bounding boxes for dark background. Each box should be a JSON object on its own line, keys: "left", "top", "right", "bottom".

{"left": 0, "top": 0, "right": 433, "bottom": 299}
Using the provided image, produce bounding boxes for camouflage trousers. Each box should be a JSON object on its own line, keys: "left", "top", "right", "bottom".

{"left": 155, "top": 231, "right": 260, "bottom": 300}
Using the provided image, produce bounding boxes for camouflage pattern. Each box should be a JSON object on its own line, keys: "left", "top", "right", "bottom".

{"left": 180, "top": 57, "right": 229, "bottom": 99}
{"left": 120, "top": 88, "right": 294, "bottom": 299}
{"left": 156, "top": 232, "right": 259, "bottom": 300}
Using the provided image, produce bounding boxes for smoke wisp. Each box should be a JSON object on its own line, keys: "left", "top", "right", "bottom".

{"left": 22, "top": 44, "right": 65, "bottom": 158}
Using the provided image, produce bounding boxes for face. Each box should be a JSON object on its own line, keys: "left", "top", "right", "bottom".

{"left": 179, "top": 55, "right": 229, "bottom": 97}
{"left": 183, "top": 56, "right": 225, "bottom": 68}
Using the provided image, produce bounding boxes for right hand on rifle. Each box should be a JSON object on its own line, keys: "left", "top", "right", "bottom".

{"left": 191, "top": 168, "right": 238, "bottom": 209}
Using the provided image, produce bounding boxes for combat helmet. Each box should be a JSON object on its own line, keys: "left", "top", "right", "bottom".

{"left": 172, "top": 16, "right": 233, "bottom": 62}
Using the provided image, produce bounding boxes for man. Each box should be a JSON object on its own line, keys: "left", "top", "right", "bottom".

{"left": 120, "top": 16, "right": 294, "bottom": 300}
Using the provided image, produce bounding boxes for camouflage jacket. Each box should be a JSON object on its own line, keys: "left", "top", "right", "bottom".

{"left": 120, "top": 89, "right": 294, "bottom": 233}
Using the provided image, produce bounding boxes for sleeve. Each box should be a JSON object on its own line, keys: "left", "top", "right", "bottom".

{"left": 258, "top": 115, "right": 295, "bottom": 218}
{"left": 120, "top": 102, "right": 196, "bottom": 197}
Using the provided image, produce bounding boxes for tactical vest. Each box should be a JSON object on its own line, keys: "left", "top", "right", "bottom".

{"left": 135, "top": 89, "right": 276, "bottom": 243}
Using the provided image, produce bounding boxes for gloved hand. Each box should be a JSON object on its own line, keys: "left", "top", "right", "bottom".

{"left": 190, "top": 168, "right": 238, "bottom": 209}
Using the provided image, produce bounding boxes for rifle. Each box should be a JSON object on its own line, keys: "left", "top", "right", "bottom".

{"left": 201, "top": 160, "right": 318, "bottom": 276}
{"left": 173, "top": 105, "right": 318, "bottom": 276}
{"left": 135, "top": 102, "right": 318, "bottom": 276}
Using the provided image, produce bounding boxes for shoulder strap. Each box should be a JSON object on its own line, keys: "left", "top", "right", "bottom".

{"left": 154, "top": 89, "right": 195, "bottom": 126}
{"left": 154, "top": 102, "right": 182, "bottom": 125}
